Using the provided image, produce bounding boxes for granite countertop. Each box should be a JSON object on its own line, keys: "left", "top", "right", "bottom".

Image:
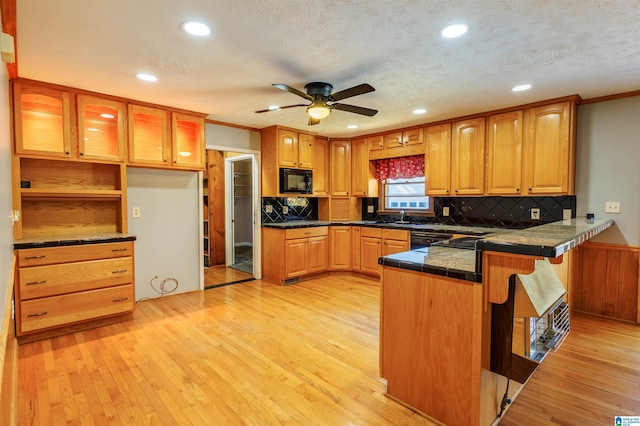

{"left": 262, "top": 220, "right": 497, "bottom": 235}
{"left": 13, "top": 232, "right": 137, "bottom": 249}
{"left": 379, "top": 246, "right": 481, "bottom": 282}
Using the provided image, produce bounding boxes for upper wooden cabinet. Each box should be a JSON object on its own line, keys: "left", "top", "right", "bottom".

{"left": 13, "top": 82, "right": 72, "bottom": 158}
{"left": 128, "top": 104, "right": 169, "bottom": 166}
{"left": 330, "top": 139, "right": 351, "bottom": 196}
{"left": 368, "top": 135, "right": 384, "bottom": 152}
{"left": 370, "top": 128, "right": 425, "bottom": 160}
{"left": 277, "top": 128, "right": 313, "bottom": 169}
{"left": 351, "top": 137, "right": 377, "bottom": 197}
{"left": 77, "top": 95, "right": 126, "bottom": 162}
{"left": 171, "top": 113, "right": 206, "bottom": 170}
{"left": 486, "top": 110, "right": 523, "bottom": 195}
{"left": 313, "top": 136, "right": 330, "bottom": 196}
{"left": 451, "top": 117, "right": 485, "bottom": 195}
{"left": 424, "top": 123, "right": 452, "bottom": 196}
{"left": 523, "top": 101, "right": 574, "bottom": 195}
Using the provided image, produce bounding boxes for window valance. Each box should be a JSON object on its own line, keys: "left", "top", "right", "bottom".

{"left": 375, "top": 155, "right": 425, "bottom": 181}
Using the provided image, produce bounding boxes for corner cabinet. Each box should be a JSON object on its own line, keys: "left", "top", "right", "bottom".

{"left": 14, "top": 240, "right": 135, "bottom": 342}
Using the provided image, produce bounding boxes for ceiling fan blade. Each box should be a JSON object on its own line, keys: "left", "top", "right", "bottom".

{"left": 308, "top": 117, "right": 320, "bottom": 126}
{"left": 255, "top": 103, "right": 308, "bottom": 113}
{"left": 333, "top": 103, "right": 378, "bottom": 117}
{"left": 272, "top": 84, "right": 313, "bottom": 100}
{"left": 329, "top": 83, "right": 375, "bottom": 101}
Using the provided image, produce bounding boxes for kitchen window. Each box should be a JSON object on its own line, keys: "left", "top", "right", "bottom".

{"left": 383, "top": 177, "right": 430, "bottom": 211}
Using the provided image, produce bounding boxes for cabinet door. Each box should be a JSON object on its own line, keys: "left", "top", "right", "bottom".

{"left": 172, "top": 113, "right": 205, "bottom": 170}
{"left": 523, "top": 102, "right": 572, "bottom": 195}
{"left": 313, "top": 137, "right": 329, "bottom": 196}
{"left": 308, "top": 236, "right": 329, "bottom": 273}
{"left": 330, "top": 227, "right": 352, "bottom": 271}
{"left": 451, "top": 117, "right": 485, "bottom": 195}
{"left": 330, "top": 140, "right": 351, "bottom": 196}
{"left": 369, "top": 135, "right": 384, "bottom": 152}
{"left": 425, "top": 123, "right": 452, "bottom": 196}
{"left": 13, "top": 83, "right": 72, "bottom": 158}
{"left": 278, "top": 129, "right": 299, "bottom": 167}
{"left": 352, "top": 227, "right": 362, "bottom": 272}
{"left": 384, "top": 131, "right": 404, "bottom": 150}
{"left": 403, "top": 128, "right": 424, "bottom": 147}
{"left": 383, "top": 239, "right": 410, "bottom": 256}
{"left": 351, "top": 137, "right": 369, "bottom": 196}
{"left": 361, "top": 237, "right": 381, "bottom": 276}
{"left": 486, "top": 111, "right": 523, "bottom": 195}
{"left": 128, "top": 104, "right": 169, "bottom": 166}
{"left": 78, "top": 95, "right": 126, "bottom": 162}
{"left": 298, "top": 133, "right": 314, "bottom": 169}
{"left": 284, "top": 238, "right": 308, "bottom": 278}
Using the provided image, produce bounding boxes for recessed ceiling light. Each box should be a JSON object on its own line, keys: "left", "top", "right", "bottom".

{"left": 512, "top": 84, "right": 532, "bottom": 92}
{"left": 136, "top": 73, "right": 157, "bottom": 82}
{"left": 268, "top": 105, "right": 281, "bottom": 111}
{"left": 347, "top": 124, "right": 358, "bottom": 129}
{"left": 181, "top": 21, "right": 211, "bottom": 37}
{"left": 440, "top": 23, "right": 468, "bottom": 38}
{"left": 413, "top": 108, "right": 427, "bottom": 115}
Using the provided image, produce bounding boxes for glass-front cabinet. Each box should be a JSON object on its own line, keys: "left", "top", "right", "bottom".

{"left": 171, "top": 112, "right": 205, "bottom": 169}
{"left": 128, "top": 104, "right": 169, "bottom": 166}
{"left": 77, "top": 95, "right": 126, "bottom": 161}
{"left": 13, "top": 83, "right": 71, "bottom": 158}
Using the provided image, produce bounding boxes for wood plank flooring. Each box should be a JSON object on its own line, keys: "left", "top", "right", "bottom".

{"left": 17, "top": 274, "right": 640, "bottom": 425}
{"left": 204, "top": 264, "right": 253, "bottom": 287}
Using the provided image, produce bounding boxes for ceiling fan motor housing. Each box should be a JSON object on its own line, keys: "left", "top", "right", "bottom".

{"left": 304, "top": 82, "right": 333, "bottom": 98}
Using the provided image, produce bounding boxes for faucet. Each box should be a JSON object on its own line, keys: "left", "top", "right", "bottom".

{"left": 400, "top": 210, "right": 405, "bottom": 222}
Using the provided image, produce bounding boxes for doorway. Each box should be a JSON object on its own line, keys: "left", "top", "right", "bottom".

{"left": 203, "top": 149, "right": 261, "bottom": 288}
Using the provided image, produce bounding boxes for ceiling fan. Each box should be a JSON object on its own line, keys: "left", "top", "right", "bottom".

{"left": 255, "top": 82, "right": 378, "bottom": 125}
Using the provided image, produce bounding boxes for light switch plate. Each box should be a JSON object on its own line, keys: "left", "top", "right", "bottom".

{"left": 265, "top": 204, "right": 273, "bottom": 213}
{"left": 367, "top": 205, "right": 374, "bottom": 213}
{"left": 132, "top": 207, "right": 141, "bottom": 218}
{"left": 442, "top": 207, "right": 450, "bottom": 217}
{"left": 282, "top": 206, "right": 289, "bottom": 214}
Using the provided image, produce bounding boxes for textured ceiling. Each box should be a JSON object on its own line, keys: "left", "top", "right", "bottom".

{"left": 15, "top": 0, "right": 640, "bottom": 137}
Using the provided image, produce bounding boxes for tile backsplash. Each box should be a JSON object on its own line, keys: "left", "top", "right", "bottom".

{"left": 263, "top": 195, "right": 576, "bottom": 229}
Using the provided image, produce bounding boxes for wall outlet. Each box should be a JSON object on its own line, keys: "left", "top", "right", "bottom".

{"left": 563, "top": 209, "right": 572, "bottom": 220}
{"left": 367, "top": 205, "right": 374, "bottom": 213}
{"left": 442, "top": 207, "right": 450, "bottom": 217}
{"left": 282, "top": 206, "right": 288, "bottom": 214}
{"left": 605, "top": 201, "right": 621, "bottom": 214}
{"left": 265, "top": 204, "right": 273, "bottom": 213}
{"left": 530, "top": 208, "right": 540, "bottom": 220}
{"left": 132, "top": 207, "right": 141, "bottom": 218}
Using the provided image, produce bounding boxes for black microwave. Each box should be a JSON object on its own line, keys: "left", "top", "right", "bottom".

{"left": 280, "top": 168, "right": 313, "bottom": 194}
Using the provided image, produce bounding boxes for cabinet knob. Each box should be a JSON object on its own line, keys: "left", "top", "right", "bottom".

{"left": 528, "top": 188, "right": 532, "bottom": 191}
{"left": 455, "top": 189, "right": 458, "bottom": 192}
{"left": 65, "top": 151, "right": 70, "bottom": 155}
{"left": 80, "top": 152, "right": 84, "bottom": 156}
{"left": 516, "top": 188, "right": 520, "bottom": 191}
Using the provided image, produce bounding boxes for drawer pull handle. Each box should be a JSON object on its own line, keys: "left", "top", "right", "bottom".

{"left": 112, "top": 297, "right": 129, "bottom": 303}
{"left": 26, "top": 280, "right": 47, "bottom": 285}
{"left": 27, "top": 311, "right": 48, "bottom": 317}
{"left": 112, "top": 269, "right": 128, "bottom": 274}
{"left": 25, "top": 255, "right": 46, "bottom": 259}
{"left": 304, "top": 232, "right": 311, "bottom": 235}
{"left": 112, "top": 248, "right": 128, "bottom": 252}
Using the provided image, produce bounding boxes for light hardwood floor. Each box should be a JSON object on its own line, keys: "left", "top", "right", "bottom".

{"left": 204, "top": 264, "right": 253, "bottom": 288}
{"left": 17, "top": 275, "right": 640, "bottom": 425}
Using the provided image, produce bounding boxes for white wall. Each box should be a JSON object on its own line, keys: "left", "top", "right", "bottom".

{"left": 206, "top": 122, "right": 260, "bottom": 151}
{"left": 576, "top": 96, "right": 640, "bottom": 246}
{"left": 0, "top": 57, "right": 13, "bottom": 316}
{"left": 126, "top": 168, "right": 200, "bottom": 300}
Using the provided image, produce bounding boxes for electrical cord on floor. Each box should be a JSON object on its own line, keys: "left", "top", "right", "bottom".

{"left": 136, "top": 276, "right": 179, "bottom": 303}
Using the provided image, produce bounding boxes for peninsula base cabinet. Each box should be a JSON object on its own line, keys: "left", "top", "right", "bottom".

{"left": 15, "top": 240, "right": 135, "bottom": 343}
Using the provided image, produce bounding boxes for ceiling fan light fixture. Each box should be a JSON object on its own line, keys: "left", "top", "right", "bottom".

{"left": 306, "top": 104, "right": 331, "bottom": 119}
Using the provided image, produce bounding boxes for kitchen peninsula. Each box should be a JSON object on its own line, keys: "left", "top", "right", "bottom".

{"left": 378, "top": 218, "right": 613, "bottom": 425}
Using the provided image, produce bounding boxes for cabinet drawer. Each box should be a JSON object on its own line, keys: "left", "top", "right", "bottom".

{"left": 382, "top": 229, "right": 409, "bottom": 241}
{"left": 361, "top": 227, "right": 382, "bottom": 238}
{"left": 19, "top": 257, "right": 133, "bottom": 300}
{"left": 19, "top": 284, "right": 133, "bottom": 334}
{"left": 285, "top": 226, "right": 328, "bottom": 240}
{"left": 17, "top": 241, "right": 134, "bottom": 267}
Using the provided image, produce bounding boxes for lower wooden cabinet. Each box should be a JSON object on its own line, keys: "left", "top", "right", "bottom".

{"left": 262, "top": 226, "right": 329, "bottom": 284}
{"left": 15, "top": 240, "right": 135, "bottom": 341}
{"left": 330, "top": 226, "right": 352, "bottom": 271}
{"left": 359, "top": 228, "right": 410, "bottom": 276}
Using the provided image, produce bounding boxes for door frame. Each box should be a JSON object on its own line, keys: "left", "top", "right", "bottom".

{"left": 221, "top": 151, "right": 262, "bottom": 279}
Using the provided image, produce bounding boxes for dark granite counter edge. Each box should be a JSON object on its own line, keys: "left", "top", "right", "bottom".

{"left": 14, "top": 235, "right": 137, "bottom": 250}
{"left": 378, "top": 256, "right": 482, "bottom": 283}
